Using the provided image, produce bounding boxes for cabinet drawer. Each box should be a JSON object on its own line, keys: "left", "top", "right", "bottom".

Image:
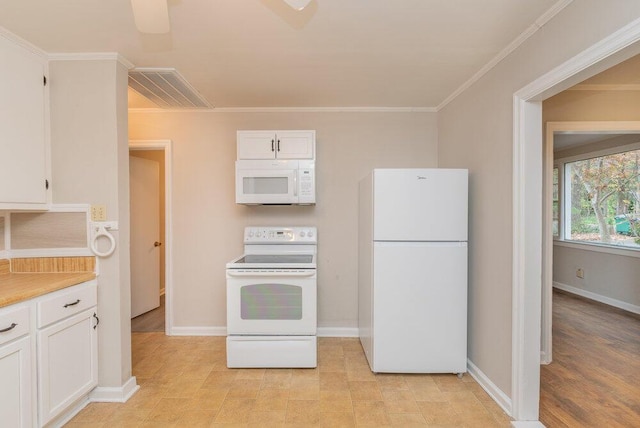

{"left": 37, "top": 281, "right": 97, "bottom": 328}
{"left": 0, "top": 305, "right": 30, "bottom": 346}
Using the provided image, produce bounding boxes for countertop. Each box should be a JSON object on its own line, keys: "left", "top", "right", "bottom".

{"left": 0, "top": 272, "right": 97, "bottom": 308}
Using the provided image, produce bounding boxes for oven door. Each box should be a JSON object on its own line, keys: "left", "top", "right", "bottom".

{"left": 226, "top": 269, "right": 316, "bottom": 335}
{"left": 236, "top": 164, "right": 297, "bottom": 205}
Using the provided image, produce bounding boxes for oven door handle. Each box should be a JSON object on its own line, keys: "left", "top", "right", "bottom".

{"left": 227, "top": 270, "right": 316, "bottom": 277}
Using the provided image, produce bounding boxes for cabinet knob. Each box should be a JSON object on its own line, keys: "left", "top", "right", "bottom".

{"left": 154, "top": 241, "right": 162, "bottom": 247}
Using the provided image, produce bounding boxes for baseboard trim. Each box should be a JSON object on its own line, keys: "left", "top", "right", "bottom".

{"left": 511, "top": 422, "right": 546, "bottom": 428}
{"left": 467, "top": 359, "right": 512, "bottom": 417}
{"left": 90, "top": 376, "right": 140, "bottom": 403}
{"left": 167, "top": 326, "right": 359, "bottom": 337}
{"left": 553, "top": 281, "right": 640, "bottom": 315}
{"left": 317, "top": 327, "right": 359, "bottom": 337}
{"left": 169, "top": 326, "right": 227, "bottom": 336}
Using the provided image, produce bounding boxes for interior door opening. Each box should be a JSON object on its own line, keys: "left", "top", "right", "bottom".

{"left": 129, "top": 145, "right": 168, "bottom": 333}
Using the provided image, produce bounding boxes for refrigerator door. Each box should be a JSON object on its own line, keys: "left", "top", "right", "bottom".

{"left": 371, "top": 241, "right": 467, "bottom": 373}
{"left": 373, "top": 169, "right": 468, "bottom": 242}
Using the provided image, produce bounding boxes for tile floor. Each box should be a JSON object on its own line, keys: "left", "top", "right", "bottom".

{"left": 66, "top": 333, "right": 512, "bottom": 427}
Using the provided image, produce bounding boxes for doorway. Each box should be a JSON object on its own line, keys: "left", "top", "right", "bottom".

{"left": 129, "top": 140, "right": 172, "bottom": 334}
{"left": 512, "top": 22, "right": 640, "bottom": 422}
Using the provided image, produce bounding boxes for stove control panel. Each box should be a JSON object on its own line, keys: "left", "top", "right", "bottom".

{"left": 244, "top": 226, "right": 317, "bottom": 243}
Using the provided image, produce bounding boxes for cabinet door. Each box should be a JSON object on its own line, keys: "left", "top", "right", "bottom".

{"left": 276, "top": 131, "right": 315, "bottom": 159}
{"left": 0, "top": 336, "right": 33, "bottom": 428}
{"left": 38, "top": 308, "right": 98, "bottom": 426}
{"left": 237, "top": 131, "right": 277, "bottom": 159}
{"left": 0, "top": 35, "right": 48, "bottom": 206}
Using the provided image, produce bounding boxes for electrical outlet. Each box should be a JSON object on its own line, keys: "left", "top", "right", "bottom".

{"left": 91, "top": 205, "right": 107, "bottom": 221}
{"left": 576, "top": 268, "right": 584, "bottom": 279}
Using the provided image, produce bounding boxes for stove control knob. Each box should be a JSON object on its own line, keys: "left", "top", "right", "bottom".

{"left": 307, "top": 230, "right": 314, "bottom": 238}
{"left": 248, "top": 231, "right": 254, "bottom": 238}
{"left": 299, "top": 231, "right": 306, "bottom": 238}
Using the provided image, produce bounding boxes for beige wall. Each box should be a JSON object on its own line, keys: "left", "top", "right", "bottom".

{"left": 49, "top": 58, "right": 132, "bottom": 388}
{"left": 438, "top": 1, "right": 640, "bottom": 398}
{"left": 129, "top": 111, "right": 437, "bottom": 329}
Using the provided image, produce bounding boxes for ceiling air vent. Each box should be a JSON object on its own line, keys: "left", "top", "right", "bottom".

{"left": 128, "top": 68, "right": 211, "bottom": 109}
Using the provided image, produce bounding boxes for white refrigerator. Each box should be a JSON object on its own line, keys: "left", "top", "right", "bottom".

{"left": 358, "top": 168, "right": 468, "bottom": 373}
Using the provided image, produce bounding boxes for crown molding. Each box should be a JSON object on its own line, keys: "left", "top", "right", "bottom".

{"left": 48, "top": 52, "right": 135, "bottom": 69}
{"left": 0, "top": 25, "right": 48, "bottom": 59}
{"left": 437, "top": 0, "right": 574, "bottom": 111}
{"left": 128, "top": 106, "right": 436, "bottom": 114}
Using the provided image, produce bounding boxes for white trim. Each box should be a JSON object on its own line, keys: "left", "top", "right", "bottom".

{"left": 128, "top": 106, "right": 436, "bottom": 114}
{"left": 317, "top": 327, "right": 359, "bottom": 337}
{"left": 512, "top": 14, "right": 640, "bottom": 424}
{"left": 89, "top": 376, "right": 140, "bottom": 403}
{"left": 169, "top": 326, "right": 227, "bottom": 336}
{"left": 48, "top": 52, "right": 134, "bottom": 69}
{"left": 162, "top": 326, "right": 360, "bottom": 337}
{"left": 553, "top": 281, "right": 640, "bottom": 315}
{"left": 554, "top": 240, "right": 640, "bottom": 258}
{"left": 0, "top": 25, "right": 48, "bottom": 58}
{"left": 467, "top": 359, "right": 513, "bottom": 417}
{"left": 129, "top": 140, "right": 173, "bottom": 336}
{"left": 437, "top": 0, "right": 573, "bottom": 111}
{"left": 511, "top": 422, "right": 546, "bottom": 428}
{"left": 47, "top": 396, "right": 90, "bottom": 428}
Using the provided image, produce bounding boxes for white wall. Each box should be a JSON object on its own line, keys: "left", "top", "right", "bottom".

{"left": 128, "top": 111, "right": 437, "bottom": 330}
{"left": 49, "top": 58, "right": 132, "bottom": 388}
{"left": 438, "top": 0, "right": 640, "bottom": 399}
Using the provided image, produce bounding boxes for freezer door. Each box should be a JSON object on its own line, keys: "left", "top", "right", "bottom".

{"left": 373, "top": 169, "right": 468, "bottom": 241}
{"left": 371, "top": 241, "right": 467, "bottom": 373}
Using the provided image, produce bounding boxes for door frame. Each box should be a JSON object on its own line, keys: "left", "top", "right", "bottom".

{"left": 129, "top": 139, "right": 173, "bottom": 335}
{"left": 511, "top": 17, "right": 640, "bottom": 423}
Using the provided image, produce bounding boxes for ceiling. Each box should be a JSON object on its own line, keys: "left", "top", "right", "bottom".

{"left": 0, "top": 0, "right": 562, "bottom": 109}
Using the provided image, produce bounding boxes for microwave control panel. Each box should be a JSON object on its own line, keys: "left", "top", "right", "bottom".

{"left": 298, "top": 164, "right": 315, "bottom": 203}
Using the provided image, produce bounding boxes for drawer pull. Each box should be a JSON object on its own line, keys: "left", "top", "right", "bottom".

{"left": 63, "top": 299, "right": 81, "bottom": 308}
{"left": 0, "top": 323, "right": 17, "bottom": 333}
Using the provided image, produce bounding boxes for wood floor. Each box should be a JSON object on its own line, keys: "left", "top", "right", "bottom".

{"left": 131, "top": 294, "right": 165, "bottom": 333}
{"left": 539, "top": 289, "right": 640, "bottom": 427}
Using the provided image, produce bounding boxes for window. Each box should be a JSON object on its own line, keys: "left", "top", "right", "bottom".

{"left": 562, "top": 148, "right": 640, "bottom": 248}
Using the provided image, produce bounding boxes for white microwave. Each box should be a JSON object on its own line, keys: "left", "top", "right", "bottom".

{"left": 236, "top": 159, "right": 315, "bottom": 205}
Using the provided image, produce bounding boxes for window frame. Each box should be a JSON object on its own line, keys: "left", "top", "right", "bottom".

{"left": 554, "top": 140, "right": 640, "bottom": 255}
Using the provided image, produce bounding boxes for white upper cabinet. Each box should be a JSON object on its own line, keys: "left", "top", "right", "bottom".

{"left": 0, "top": 34, "right": 50, "bottom": 209}
{"left": 237, "top": 130, "right": 315, "bottom": 160}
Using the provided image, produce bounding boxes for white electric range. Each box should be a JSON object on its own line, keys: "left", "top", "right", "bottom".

{"left": 226, "top": 226, "right": 317, "bottom": 368}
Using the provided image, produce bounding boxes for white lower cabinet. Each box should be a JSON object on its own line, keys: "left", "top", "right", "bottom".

{"left": 37, "top": 281, "right": 98, "bottom": 427}
{"left": 0, "top": 303, "right": 33, "bottom": 428}
{"left": 37, "top": 308, "right": 98, "bottom": 426}
{"left": 0, "top": 280, "right": 97, "bottom": 427}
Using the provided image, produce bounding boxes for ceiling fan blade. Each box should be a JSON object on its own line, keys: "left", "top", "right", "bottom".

{"left": 282, "top": 0, "right": 312, "bottom": 11}
{"left": 131, "top": 0, "right": 170, "bottom": 34}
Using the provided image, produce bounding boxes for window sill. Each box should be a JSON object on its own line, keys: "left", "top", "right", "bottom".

{"left": 553, "top": 239, "right": 640, "bottom": 258}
